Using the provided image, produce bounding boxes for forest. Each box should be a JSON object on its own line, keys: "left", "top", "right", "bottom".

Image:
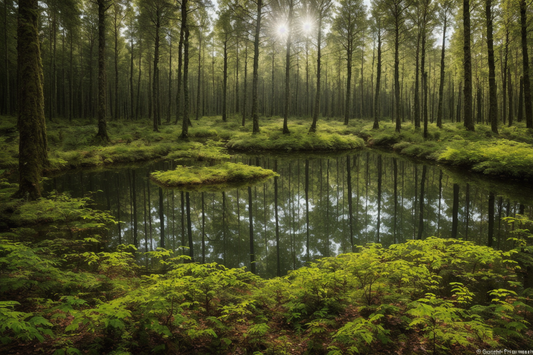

{"left": 1, "top": 0, "right": 533, "bottom": 353}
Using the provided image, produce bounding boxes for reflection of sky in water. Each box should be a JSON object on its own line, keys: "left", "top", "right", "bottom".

{"left": 46, "top": 151, "right": 533, "bottom": 278}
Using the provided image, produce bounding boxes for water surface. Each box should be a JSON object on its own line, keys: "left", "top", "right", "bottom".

{"left": 46, "top": 151, "right": 533, "bottom": 277}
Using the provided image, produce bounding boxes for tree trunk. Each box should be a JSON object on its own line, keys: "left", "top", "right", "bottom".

{"left": 437, "top": 16, "right": 446, "bottom": 128}
{"left": 196, "top": 30, "right": 202, "bottom": 120}
{"left": 222, "top": 38, "right": 228, "bottom": 122}
{"left": 242, "top": 42, "right": 248, "bottom": 126}
{"left": 13, "top": 0, "right": 48, "bottom": 200}
{"left": 251, "top": 0, "right": 263, "bottom": 133}
{"left": 309, "top": 16, "right": 323, "bottom": 133}
{"left": 96, "top": 0, "right": 110, "bottom": 142}
{"left": 153, "top": 11, "right": 160, "bottom": 131}
{"left": 394, "top": 22, "right": 401, "bottom": 132}
{"left": 463, "top": 0, "right": 474, "bottom": 131}
{"left": 180, "top": 2, "right": 190, "bottom": 139}
{"left": 520, "top": 0, "right": 532, "bottom": 128}
{"left": 167, "top": 35, "right": 172, "bottom": 123}
{"left": 175, "top": 23, "right": 184, "bottom": 124}
{"left": 373, "top": 30, "right": 381, "bottom": 129}
{"left": 283, "top": 0, "right": 294, "bottom": 134}
{"left": 486, "top": 0, "right": 498, "bottom": 133}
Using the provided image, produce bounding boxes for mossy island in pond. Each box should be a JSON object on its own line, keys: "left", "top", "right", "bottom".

{"left": 150, "top": 162, "right": 278, "bottom": 188}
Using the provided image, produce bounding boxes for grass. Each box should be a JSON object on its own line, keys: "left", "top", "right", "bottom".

{"left": 3, "top": 114, "right": 533, "bottom": 180}
{"left": 150, "top": 162, "right": 278, "bottom": 190}
{"left": 364, "top": 121, "right": 533, "bottom": 179}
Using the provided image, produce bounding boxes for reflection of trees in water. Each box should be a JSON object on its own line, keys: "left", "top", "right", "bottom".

{"left": 47, "top": 152, "right": 533, "bottom": 277}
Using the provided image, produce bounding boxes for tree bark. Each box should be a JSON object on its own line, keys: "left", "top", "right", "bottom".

{"left": 96, "top": 0, "right": 110, "bottom": 141}
{"left": 251, "top": 0, "right": 262, "bottom": 133}
{"left": 463, "top": 0, "right": 474, "bottom": 131}
{"left": 13, "top": 0, "right": 48, "bottom": 200}
{"left": 309, "top": 16, "right": 324, "bottom": 133}
{"left": 373, "top": 29, "right": 381, "bottom": 129}
{"left": 520, "top": 0, "right": 532, "bottom": 128}
{"left": 486, "top": 0, "right": 498, "bottom": 133}
{"left": 437, "top": 16, "right": 446, "bottom": 128}
{"left": 283, "top": 0, "right": 294, "bottom": 134}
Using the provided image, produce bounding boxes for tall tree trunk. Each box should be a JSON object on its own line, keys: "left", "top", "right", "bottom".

{"left": 13, "top": 0, "right": 48, "bottom": 200}
{"left": 130, "top": 37, "right": 134, "bottom": 120}
{"left": 414, "top": 29, "right": 420, "bottom": 128}
{"left": 3, "top": 0, "right": 10, "bottom": 115}
{"left": 196, "top": 30, "right": 202, "bottom": 120}
{"left": 167, "top": 35, "right": 172, "bottom": 123}
{"left": 520, "top": 0, "right": 533, "bottom": 128}
{"left": 309, "top": 16, "right": 323, "bottom": 133}
{"left": 175, "top": 24, "right": 184, "bottom": 124}
{"left": 251, "top": 0, "right": 263, "bottom": 133}
{"left": 486, "top": 0, "right": 498, "bottom": 133}
{"left": 373, "top": 30, "right": 381, "bottom": 129}
{"left": 96, "top": 0, "right": 110, "bottom": 141}
{"left": 242, "top": 42, "right": 248, "bottom": 126}
{"left": 394, "top": 22, "right": 401, "bottom": 132}
{"left": 270, "top": 43, "right": 275, "bottom": 117}
{"left": 114, "top": 10, "right": 119, "bottom": 121}
{"left": 180, "top": 2, "right": 190, "bottom": 139}
{"left": 518, "top": 76, "right": 524, "bottom": 122}
{"left": 153, "top": 11, "right": 160, "bottom": 132}
{"left": 345, "top": 48, "right": 352, "bottom": 125}
{"left": 463, "top": 0, "right": 474, "bottom": 131}
{"left": 222, "top": 38, "right": 228, "bottom": 122}
{"left": 283, "top": 0, "right": 294, "bottom": 134}
{"left": 437, "top": 16, "right": 446, "bottom": 128}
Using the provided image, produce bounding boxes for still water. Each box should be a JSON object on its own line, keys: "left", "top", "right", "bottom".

{"left": 45, "top": 151, "right": 533, "bottom": 278}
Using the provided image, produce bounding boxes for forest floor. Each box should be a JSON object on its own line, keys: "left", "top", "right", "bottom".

{"left": 1, "top": 115, "right": 533, "bottom": 353}
{"left": 1, "top": 114, "right": 533, "bottom": 179}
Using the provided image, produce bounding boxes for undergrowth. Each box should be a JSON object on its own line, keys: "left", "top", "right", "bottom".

{"left": 0, "top": 189, "right": 532, "bottom": 354}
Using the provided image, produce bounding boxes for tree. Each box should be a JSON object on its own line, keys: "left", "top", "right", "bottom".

{"left": 308, "top": 0, "right": 333, "bottom": 133}
{"left": 13, "top": 0, "right": 48, "bottom": 200}
{"left": 463, "top": 0, "right": 474, "bottom": 131}
{"left": 371, "top": 4, "right": 384, "bottom": 130}
{"left": 436, "top": 0, "right": 453, "bottom": 129}
{"left": 332, "top": 0, "right": 367, "bottom": 126}
{"left": 485, "top": 0, "right": 497, "bottom": 134}
{"left": 95, "top": 0, "right": 111, "bottom": 142}
{"left": 251, "top": 0, "right": 265, "bottom": 134}
{"left": 215, "top": 9, "right": 233, "bottom": 122}
{"left": 140, "top": 0, "right": 175, "bottom": 132}
{"left": 519, "top": 0, "right": 532, "bottom": 128}
{"left": 381, "top": 0, "right": 411, "bottom": 133}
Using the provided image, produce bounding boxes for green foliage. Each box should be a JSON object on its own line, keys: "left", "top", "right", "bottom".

{"left": 150, "top": 162, "right": 278, "bottom": 187}
{"left": 439, "top": 139, "right": 533, "bottom": 178}
{"left": 1, "top": 235, "right": 532, "bottom": 353}
{"left": 227, "top": 126, "right": 364, "bottom": 151}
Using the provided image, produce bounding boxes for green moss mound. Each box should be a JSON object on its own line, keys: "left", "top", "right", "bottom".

{"left": 150, "top": 162, "right": 278, "bottom": 187}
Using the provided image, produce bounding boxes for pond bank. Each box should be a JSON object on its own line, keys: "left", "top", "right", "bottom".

{"left": 2, "top": 115, "right": 533, "bottom": 180}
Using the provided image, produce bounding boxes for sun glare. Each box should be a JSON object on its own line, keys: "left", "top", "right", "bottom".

{"left": 302, "top": 21, "right": 312, "bottom": 33}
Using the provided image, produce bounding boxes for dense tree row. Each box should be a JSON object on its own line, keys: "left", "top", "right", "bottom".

{"left": 4, "top": 0, "right": 533, "bottom": 135}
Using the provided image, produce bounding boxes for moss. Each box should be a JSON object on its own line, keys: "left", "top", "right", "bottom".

{"left": 150, "top": 162, "right": 278, "bottom": 188}
{"left": 227, "top": 124, "right": 365, "bottom": 152}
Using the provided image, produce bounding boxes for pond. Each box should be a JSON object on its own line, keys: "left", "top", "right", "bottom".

{"left": 45, "top": 150, "right": 533, "bottom": 278}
